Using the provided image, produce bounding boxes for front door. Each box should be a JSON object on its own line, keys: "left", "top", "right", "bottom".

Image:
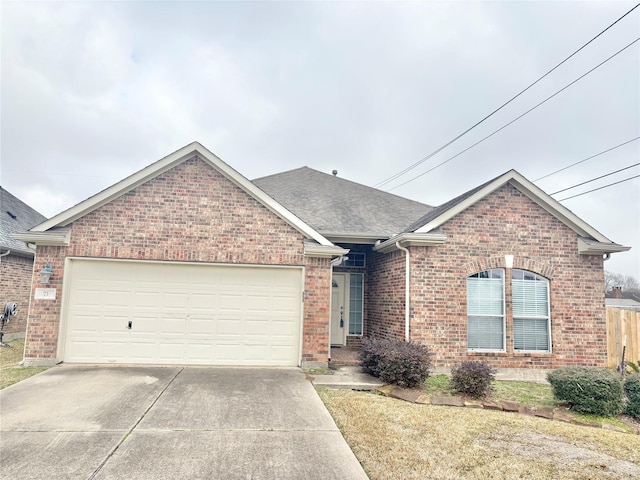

{"left": 331, "top": 273, "right": 346, "bottom": 346}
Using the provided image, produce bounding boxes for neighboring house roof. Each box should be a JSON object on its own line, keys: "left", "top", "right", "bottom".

{"left": 0, "top": 186, "right": 46, "bottom": 257}
{"left": 253, "top": 167, "right": 434, "bottom": 241}
{"left": 405, "top": 169, "right": 629, "bottom": 255}
{"left": 605, "top": 297, "right": 640, "bottom": 310}
{"left": 16, "top": 142, "right": 345, "bottom": 255}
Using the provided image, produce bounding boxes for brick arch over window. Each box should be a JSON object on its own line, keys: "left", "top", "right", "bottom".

{"left": 461, "top": 257, "right": 555, "bottom": 279}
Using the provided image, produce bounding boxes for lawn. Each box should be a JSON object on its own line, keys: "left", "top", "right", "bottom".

{"left": 319, "top": 388, "right": 640, "bottom": 480}
{"left": 0, "top": 339, "right": 48, "bottom": 389}
{"left": 424, "top": 373, "right": 557, "bottom": 407}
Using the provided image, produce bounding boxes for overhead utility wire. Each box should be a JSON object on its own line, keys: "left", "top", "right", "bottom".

{"left": 557, "top": 175, "right": 640, "bottom": 201}
{"left": 388, "top": 37, "right": 640, "bottom": 192}
{"left": 550, "top": 163, "right": 640, "bottom": 195}
{"left": 534, "top": 136, "right": 640, "bottom": 182}
{"left": 374, "top": 2, "right": 640, "bottom": 188}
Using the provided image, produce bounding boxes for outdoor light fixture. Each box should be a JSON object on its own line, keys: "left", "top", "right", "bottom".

{"left": 39, "top": 263, "right": 53, "bottom": 284}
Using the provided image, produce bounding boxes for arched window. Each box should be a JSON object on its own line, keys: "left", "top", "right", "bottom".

{"left": 466, "top": 268, "right": 551, "bottom": 353}
{"left": 511, "top": 269, "right": 550, "bottom": 352}
{"left": 466, "top": 269, "right": 505, "bottom": 351}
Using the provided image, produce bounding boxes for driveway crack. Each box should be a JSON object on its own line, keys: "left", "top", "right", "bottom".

{"left": 87, "top": 367, "right": 184, "bottom": 480}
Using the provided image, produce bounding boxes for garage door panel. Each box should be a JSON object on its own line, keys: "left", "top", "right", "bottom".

{"left": 189, "top": 317, "right": 218, "bottom": 336}
{"left": 158, "top": 343, "right": 184, "bottom": 361}
{"left": 101, "top": 341, "right": 128, "bottom": 361}
{"left": 64, "top": 260, "right": 302, "bottom": 366}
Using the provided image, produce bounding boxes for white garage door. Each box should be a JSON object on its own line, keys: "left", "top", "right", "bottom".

{"left": 62, "top": 259, "right": 303, "bottom": 366}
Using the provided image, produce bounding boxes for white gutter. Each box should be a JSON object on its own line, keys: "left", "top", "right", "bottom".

{"left": 374, "top": 232, "right": 447, "bottom": 254}
{"left": 0, "top": 250, "right": 10, "bottom": 263}
{"left": 396, "top": 242, "right": 410, "bottom": 342}
{"left": 11, "top": 229, "right": 71, "bottom": 246}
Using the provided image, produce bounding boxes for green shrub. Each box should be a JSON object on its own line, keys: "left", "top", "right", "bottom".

{"left": 359, "top": 337, "right": 433, "bottom": 388}
{"left": 626, "top": 361, "right": 640, "bottom": 374}
{"left": 624, "top": 374, "right": 640, "bottom": 419}
{"left": 546, "top": 367, "right": 624, "bottom": 417}
{"left": 450, "top": 361, "right": 496, "bottom": 398}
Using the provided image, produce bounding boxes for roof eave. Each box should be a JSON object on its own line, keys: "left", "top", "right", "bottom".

{"left": 28, "top": 142, "right": 334, "bottom": 248}
{"left": 415, "top": 170, "right": 614, "bottom": 243}
{"left": 304, "top": 243, "right": 350, "bottom": 258}
{"left": 11, "top": 229, "right": 71, "bottom": 247}
{"left": 322, "top": 233, "right": 388, "bottom": 245}
{"left": 0, "top": 246, "right": 36, "bottom": 258}
{"left": 577, "top": 237, "right": 631, "bottom": 255}
{"left": 373, "top": 233, "right": 447, "bottom": 254}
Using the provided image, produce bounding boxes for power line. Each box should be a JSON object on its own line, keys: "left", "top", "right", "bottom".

{"left": 2, "top": 169, "right": 121, "bottom": 180}
{"left": 374, "top": 2, "right": 640, "bottom": 188}
{"left": 387, "top": 37, "right": 640, "bottom": 191}
{"left": 557, "top": 175, "right": 640, "bottom": 201}
{"left": 550, "top": 163, "right": 640, "bottom": 195}
{"left": 534, "top": 137, "right": 640, "bottom": 182}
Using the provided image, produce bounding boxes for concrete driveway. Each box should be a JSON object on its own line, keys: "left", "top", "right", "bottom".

{"left": 0, "top": 366, "right": 369, "bottom": 480}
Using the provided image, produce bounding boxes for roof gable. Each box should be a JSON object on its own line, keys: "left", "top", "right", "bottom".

{"left": 0, "top": 187, "right": 47, "bottom": 255}
{"left": 253, "top": 167, "right": 434, "bottom": 240}
{"left": 27, "top": 142, "right": 333, "bottom": 247}
{"left": 410, "top": 169, "right": 622, "bottom": 247}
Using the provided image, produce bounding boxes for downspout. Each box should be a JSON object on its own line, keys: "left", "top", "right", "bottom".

{"left": 603, "top": 253, "right": 611, "bottom": 261}
{"left": 396, "top": 242, "right": 410, "bottom": 342}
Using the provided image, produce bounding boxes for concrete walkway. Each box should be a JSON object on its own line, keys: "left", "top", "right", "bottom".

{"left": 310, "top": 366, "right": 384, "bottom": 390}
{"left": 0, "top": 366, "right": 369, "bottom": 480}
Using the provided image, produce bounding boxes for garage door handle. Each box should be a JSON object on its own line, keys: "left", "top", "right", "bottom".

{"left": 127, "top": 321, "right": 132, "bottom": 329}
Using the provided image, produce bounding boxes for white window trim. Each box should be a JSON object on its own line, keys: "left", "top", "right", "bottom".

{"left": 348, "top": 273, "right": 364, "bottom": 336}
{"left": 467, "top": 270, "right": 506, "bottom": 353}
{"left": 512, "top": 271, "right": 552, "bottom": 353}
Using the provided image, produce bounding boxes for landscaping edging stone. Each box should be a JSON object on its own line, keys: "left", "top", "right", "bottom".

{"left": 379, "top": 386, "right": 639, "bottom": 435}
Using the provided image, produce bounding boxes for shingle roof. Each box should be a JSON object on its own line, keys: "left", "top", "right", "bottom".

{"left": 253, "top": 167, "right": 434, "bottom": 237}
{"left": 0, "top": 187, "right": 47, "bottom": 256}
{"left": 403, "top": 177, "right": 495, "bottom": 233}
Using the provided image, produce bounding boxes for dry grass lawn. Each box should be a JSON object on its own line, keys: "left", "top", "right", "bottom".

{"left": 0, "top": 339, "right": 48, "bottom": 389}
{"left": 319, "top": 389, "right": 640, "bottom": 480}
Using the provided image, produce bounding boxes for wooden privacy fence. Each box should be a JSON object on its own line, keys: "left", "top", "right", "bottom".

{"left": 606, "top": 307, "right": 640, "bottom": 370}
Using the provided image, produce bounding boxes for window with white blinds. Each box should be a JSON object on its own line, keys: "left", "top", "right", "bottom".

{"left": 512, "top": 270, "right": 550, "bottom": 352}
{"left": 467, "top": 269, "right": 505, "bottom": 351}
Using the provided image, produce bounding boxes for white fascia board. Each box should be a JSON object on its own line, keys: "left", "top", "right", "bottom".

{"left": 304, "top": 243, "right": 350, "bottom": 258}
{"left": 11, "top": 229, "right": 71, "bottom": 246}
{"left": 578, "top": 237, "right": 631, "bottom": 255}
{"left": 373, "top": 233, "right": 447, "bottom": 254}
{"left": 415, "top": 170, "right": 614, "bottom": 243}
{"left": 322, "top": 233, "right": 387, "bottom": 245}
{"left": 29, "top": 142, "right": 334, "bottom": 247}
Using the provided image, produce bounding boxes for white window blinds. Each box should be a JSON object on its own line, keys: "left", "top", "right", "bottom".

{"left": 512, "top": 270, "right": 550, "bottom": 352}
{"left": 467, "top": 270, "right": 504, "bottom": 351}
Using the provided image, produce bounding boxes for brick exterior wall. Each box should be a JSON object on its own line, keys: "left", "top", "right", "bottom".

{"left": 24, "top": 156, "right": 331, "bottom": 365}
{"left": 402, "top": 183, "right": 606, "bottom": 369}
{"left": 0, "top": 254, "right": 34, "bottom": 338}
{"left": 367, "top": 249, "right": 407, "bottom": 340}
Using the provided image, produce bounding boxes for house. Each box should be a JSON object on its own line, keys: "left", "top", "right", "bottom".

{"left": 606, "top": 287, "right": 640, "bottom": 311}
{"left": 0, "top": 187, "right": 47, "bottom": 341}
{"left": 15, "top": 142, "right": 630, "bottom": 372}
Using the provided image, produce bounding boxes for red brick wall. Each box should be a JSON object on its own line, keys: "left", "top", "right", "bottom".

{"left": 406, "top": 183, "right": 606, "bottom": 369}
{"left": 25, "top": 156, "right": 330, "bottom": 364}
{"left": 0, "top": 254, "right": 34, "bottom": 337}
{"left": 302, "top": 257, "right": 332, "bottom": 364}
{"left": 368, "top": 249, "right": 407, "bottom": 340}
